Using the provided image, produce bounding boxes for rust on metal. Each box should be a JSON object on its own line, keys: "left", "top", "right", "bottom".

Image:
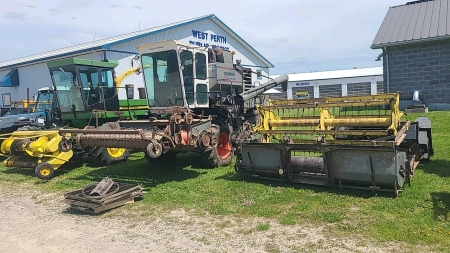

{"left": 89, "top": 177, "right": 115, "bottom": 196}
{"left": 59, "top": 129, "right": 142, "bottom": 134}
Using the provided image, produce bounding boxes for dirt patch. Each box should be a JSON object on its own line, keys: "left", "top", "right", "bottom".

{"left": 0, "top": 187, "right": 435, "bottom": 253}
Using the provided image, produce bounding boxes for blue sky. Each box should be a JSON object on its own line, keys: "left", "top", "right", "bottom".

{"left": 0, "top": 0, "right": 407, "bottom": 74}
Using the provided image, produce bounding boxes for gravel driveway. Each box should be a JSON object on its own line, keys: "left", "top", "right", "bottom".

{"left": 0, "top": 187, "right": 430, "bottom": 253}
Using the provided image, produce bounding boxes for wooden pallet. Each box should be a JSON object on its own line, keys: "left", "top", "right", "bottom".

{"left": 63, "top": 180, "right": 144, "bottom": 214}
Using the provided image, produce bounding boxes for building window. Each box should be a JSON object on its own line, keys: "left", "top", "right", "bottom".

{"left": 376, "top": 81, "right": 384, "bottom": 94}
{"left": 319, "top": 84, "right": 342, "bottom": 98}
{"left": 256, "top": 69, "right": 262, "bottom": 80}
{"left": 2, "top": 93, "right": 11, "bottom": 107}
{"left": 347, "top": 82, "right": 371, "bottom": 96}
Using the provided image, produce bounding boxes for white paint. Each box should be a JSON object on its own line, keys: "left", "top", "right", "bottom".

{"left": 109, "top": 18, "right": 270, "bottom": 99}
{"left": 270, "top": 67, "right": 383, "bottom": 99}
{"left": 0, "top": 18, "right": 271, "bottom": 102}
{"left": 272, "top": 67, "right": 383, "bottom": 82}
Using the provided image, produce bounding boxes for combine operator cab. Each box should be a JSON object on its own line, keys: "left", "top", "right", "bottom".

{"left": 47, "top": 58, "right": 121, "bottom": 123}
{"left": 136, "top": 40, "right": 253, "bottom": 113}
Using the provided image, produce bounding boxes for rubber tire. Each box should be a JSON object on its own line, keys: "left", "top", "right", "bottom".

{"left": 91, "top": 146, "right": 131, "bottom": 166}
{"left": 200, "top": 124, "right": 234, "bottom": 168}
{"left": 144, "top": 151, "right": 178, "bottom": 163}
{"left": 88, "top": 122, "right": 131, "bottom": 166}
{"left": 35, "top": 162, "right": 55, "bottom": 180}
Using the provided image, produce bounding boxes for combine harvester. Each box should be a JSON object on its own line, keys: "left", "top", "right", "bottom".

{"left": 56, "top": 40, "right": 288, "bottom": 168}
{"left": 1, "top": 39, "right": 288, "bottom": 179}
{"left": 0, "top": 57, "right": 149, "bottom": 178}
{"left": 234, "top": 93, "right": 433, "bottom": 195}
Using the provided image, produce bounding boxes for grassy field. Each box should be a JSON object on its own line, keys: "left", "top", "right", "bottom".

{"left": 0, "top": 111, "right": 449, "bottom": 251}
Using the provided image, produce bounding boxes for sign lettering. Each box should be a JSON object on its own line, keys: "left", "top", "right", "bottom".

{"left": 224, "top": 72, "right": 235, "bottom": 76}
{"left": 295, "top": 82, "right": 310, "bottom": 86}
{"left": 189, "top": 30, "right": 229, "bottom": 51}
{"left": 191, "top": 30, "right": 227, "bottom": 44}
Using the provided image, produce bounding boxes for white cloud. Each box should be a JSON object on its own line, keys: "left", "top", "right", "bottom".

{"left": 0, "top": 0, "right": 407, "bottom": 74}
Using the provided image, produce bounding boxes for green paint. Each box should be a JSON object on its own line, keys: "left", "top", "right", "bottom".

{"left": 46, "top": 57, "right": 149, "bottom": 128}
{"left": 47, "top": 58, "right": 119, "bottom": 69}
{"left": 118, "top": 99, "right": 148, "bottom": 108}
{"left": 60, "top": 108, "right": 148, "bottom": 128}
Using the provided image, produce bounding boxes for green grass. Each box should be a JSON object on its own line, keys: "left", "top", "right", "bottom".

{"left": 0, "top": 111, "right": 450, "bottom": 250}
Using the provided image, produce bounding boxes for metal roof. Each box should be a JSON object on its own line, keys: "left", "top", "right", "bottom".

{"left": 371, "top": 0, "right": 450, "bottom": 49}
{"left": 271, "top": 67, "right": 383, "bottom": 82}
{"left": 0, "top": 14, "right": 274, "bottom": 70}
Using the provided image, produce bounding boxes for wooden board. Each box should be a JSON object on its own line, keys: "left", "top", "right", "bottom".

{"left": 68, "top": 197, "right": 135, "bottom": 214}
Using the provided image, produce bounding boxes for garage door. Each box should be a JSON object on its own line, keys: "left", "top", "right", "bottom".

{"left": 347, "top": 82, "right": 371, "bottom": 96}
{"left": 269, "top": 92, "right": 288, "bottom": 100}
{"left": 292, "top": 86, "right": 314, "bottom": 99}
{"left": 377, "top": 81, "right": 385, "bottom": 94}
{"left": 319, "top": 84, "right": 342, "bottom": 98}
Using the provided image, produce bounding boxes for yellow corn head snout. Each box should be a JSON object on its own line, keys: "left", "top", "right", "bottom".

{"left": 254, "top": 93, "right": 404, "bottom": 143}
{"left": 1, "top": 131, "right": 60, "bottom": 154}
{"left": 0, "top": 130, "right": 73, "bottom": 179}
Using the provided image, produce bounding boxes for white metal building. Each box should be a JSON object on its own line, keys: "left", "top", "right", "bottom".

{"left": 267, "top": 67, "right": 384, "bottom": 100}
{"left": 0, "top": 14, "right": 274, "bottom": 107}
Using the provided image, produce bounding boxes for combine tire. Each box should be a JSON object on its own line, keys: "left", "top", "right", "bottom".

{"left": 90, "top": 147, "right": 130, "bottom": 166}
{"left": 200, "top": 124, "right": 233, "bottom": 168}
{"left": 35, "top": 163, "right": 54, "bottom": 180}
{"left": 88, "top": 122, "right": 131, "bottom": 166}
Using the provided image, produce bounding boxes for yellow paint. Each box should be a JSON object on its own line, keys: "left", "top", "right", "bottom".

{"left": 119, "top": 106, "right": 148, "bottom": 110}
{"left": 254, "top": 93, "right": 404, "bottom": 141}
{"left": 106, "top": 148, "right": 126, "bottom": 158}
{"left": 114, "top": 67, "right": 141, "bottom": 93}
{"left": 0, "top": 130, "right": 74, "bottom": 178}
{"left": 38, "top": 166, "right": 52, "bottom": 176}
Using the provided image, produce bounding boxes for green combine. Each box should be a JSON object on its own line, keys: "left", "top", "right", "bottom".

{"left": 0, "top": 57, "right": 149, "bottom": 178}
